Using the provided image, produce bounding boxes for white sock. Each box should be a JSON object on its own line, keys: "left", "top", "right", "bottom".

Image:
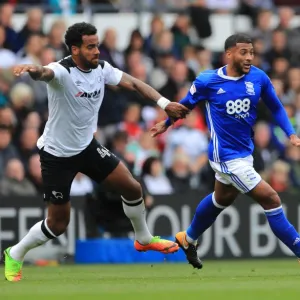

{"left": 9, "top": 219, "right": 56, "bottom": 261}
{"left": 122, "top": 196, "right": 153, "bottom": 245}
{"left": 186, "top": 233, "right": 197, "bottom": 245}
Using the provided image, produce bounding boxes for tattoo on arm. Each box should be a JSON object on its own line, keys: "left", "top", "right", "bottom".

{"left": 117, "top": 73, "right": 161, "bottom": 103}
{"left": 40, "top": 67, "right": 55, "bottom": 82}
{"left": 30, "top": 66, "right": 55, "bottom": 82}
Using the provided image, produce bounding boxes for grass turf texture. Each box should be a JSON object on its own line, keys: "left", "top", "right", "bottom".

{"left": 0, "top": 260, "right": 299, "bottom": 300}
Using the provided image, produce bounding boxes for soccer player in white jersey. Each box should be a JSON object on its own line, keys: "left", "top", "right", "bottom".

{"left": 3, "top": 22, "right": 190, "bottom": 282}
{"left": 151, "top": 34, "right": 300, "bottom": 269}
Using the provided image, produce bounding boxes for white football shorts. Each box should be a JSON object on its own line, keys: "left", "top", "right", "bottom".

{"left": 209, "top": 155, "right": 262, "bottom": 194}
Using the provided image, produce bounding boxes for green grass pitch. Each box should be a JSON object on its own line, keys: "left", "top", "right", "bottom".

{"left": 0, "top": 260, "right": 300, "bottom": 300}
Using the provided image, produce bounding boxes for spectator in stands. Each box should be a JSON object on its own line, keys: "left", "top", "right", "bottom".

{"left": 253, "top": 121, "right": 281, "bottom": 176}
{"left": 125, "top": 49, "right": 153, "bottom": 77}
{"left": 126, "top": 130, "right": 160, "bottom": 177}
{"left": 183, "top": 45, "right": 199, "bottom": 76}
{"left": 129, "top": 63, "right": 148, "bottom": 84}
{"left": 144, "top": 15, "right": 165, "bottom": 57}
{"left": 239, "top": 0, "right": 274, "bottom": 26}
{"left": 0, "top": 107, "right": 16, "bottom": 128}
{"left": 163, "top": 110, "right": 208, "bottom": 172}
{"left": 17, "top": 127, "right": 39, "bottom": 172}
{"left": 0, "top": 158, "right": 37, "bottom": 196}
{"left": 277, "top": 6, "right": 294, "bottom": 31}
{"left": 17, "top": 34, "right": 43, "bottom": 65}
{"left": 276, "top": 6, "right": 300, "bottom": 65}
{"left": 27, "top": 153, "right": 43, "bottom": 194}
{"left": 250, "top": 9, "right": 273, "bottom": 53}
{"left": 285, "top": 144, "right": 300, "bottom": 188}
{"left": 159, "top": 60, "right": 189, "bottom": 101}
{"left": 295, "top": 92, "right": 300, "bottom": 134}
{"left": 99, "top": 28, "right": 124, "bottom": 69}
{"left": 152, "top": 29, "right": 179, "bottom": 61}
{"left": 195, "top": 46, "right": 213, "bottom": 74}
{"left": 9, "top": 83, "right": 35, "bottom": 135}
{"left": 23, "top": 111, "right": 41, "bottom": 130}
{"left": 0, "top": 25, "right": 16, "bottom": 68}
{"left": 118, "top": 103, "right": 143, "bottom": 141}
{"left": 0, "top": 125, "right": 19, "bottom": 178}
{"left": 271, "top": 76, "right": 289, "bottom": 104}
{"left": 109, "top": 130, "right": 133, "bottom": 171}
{"left": 124, "top": 29, "right": 145, "bottom": 57}
{"left": 166, "top": 150, "right": 193, "bottom": 193}
{"left": 268, "top": 160, "right": 291, "bottom": 192}
{"left": 16, "top": 8, "right": 44, "bottom": 52}
{"left": 171, "top": 14, "right": 191, "bottom": 59}
{"left": 270, "top": 56, "right": 290, "bottom": 79}
{"left": 264, "top": 29, "right": 291, "bottom": 68}
{"left": 285, "top": 68, "right": 300, "bottom": 104}
{"left": 123, "top": 63, "right": 155, "bottom": 107}
{"left": 149, "top": 52, "right": 175, "bottom": 90}
{"left": 0, "top": 4, "right": 17, "bottom": 52}
{"left": 141, "top": 156, "right": 173, "bottom": 195}
{"left": 40, "top": 47, "right": 56, "bottom": 66}
{"left": 46, "top": 20, "right": 69, "bottom": 60}
{"left": 19, "top": 47, "right": 55, "bottom": 113}
{"left": 70, "top": 173, "right": 94, "bottom": 196}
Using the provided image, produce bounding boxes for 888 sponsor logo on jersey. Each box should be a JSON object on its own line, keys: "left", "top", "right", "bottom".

{"left": 226, "top": 98, "right": 251, "bottom": 119}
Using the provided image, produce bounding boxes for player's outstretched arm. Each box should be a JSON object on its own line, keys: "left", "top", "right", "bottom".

{"left": 117, "top": 72, "right": 189, "bottom": 119}
{"left": 150, "top": 120, "right": 169, "bottom": 137}
{"left": 13, "top": 64, "right": 54, "bottom": 82}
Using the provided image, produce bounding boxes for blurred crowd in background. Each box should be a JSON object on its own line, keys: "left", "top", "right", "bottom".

{"left": 1, "top": 0, "right": 300, "bottom": 208}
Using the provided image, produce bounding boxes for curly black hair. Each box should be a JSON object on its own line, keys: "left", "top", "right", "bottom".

{"left": 64, "top": 22, "right": 97, "bottom": 52}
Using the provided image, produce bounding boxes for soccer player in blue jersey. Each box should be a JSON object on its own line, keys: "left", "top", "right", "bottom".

{"left": 151, "top": 33, "right": 300, "bottom": 269}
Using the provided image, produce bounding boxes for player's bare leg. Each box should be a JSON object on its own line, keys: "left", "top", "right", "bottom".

{"left": 4, "top": 202, "right": 70, "bottom": 281}
{"left": 176, "top": 180, "right": 240, "bottom": 268}
{"left": 103, "top": 161, "right": 179, "bottom": 254}
{"left": 248, "top": 180, "right": 300, "bottom": 259}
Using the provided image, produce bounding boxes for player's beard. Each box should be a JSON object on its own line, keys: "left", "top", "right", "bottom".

{"left": 233, "top": 61, "right": 247, "bottom": 75}
{"left": 79, "top": 53, "right": 99, "bottom": 69}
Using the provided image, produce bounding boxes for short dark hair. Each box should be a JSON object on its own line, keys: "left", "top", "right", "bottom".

{"left": 224, "top": 34, "right": 252, "bottom": 51}
{"left": 64, "top": 22, "right": 97, "bottom": 51}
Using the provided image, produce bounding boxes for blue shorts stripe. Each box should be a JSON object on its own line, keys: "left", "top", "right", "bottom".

{"left": 221, "top": 162, "right": 249, "bottom": 192}
{"left": 231, "top": 174, "right": 249, "bottom": 192}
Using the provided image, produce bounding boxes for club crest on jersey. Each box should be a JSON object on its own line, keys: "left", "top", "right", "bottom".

{"left": 245, "top": 82, "right": 255, "bottom": 95}
{"left": 190, "top": 84, "right": 196, "bottom": 95}
{"left": 75, "top": 89, "right": 101, "bottom": 98}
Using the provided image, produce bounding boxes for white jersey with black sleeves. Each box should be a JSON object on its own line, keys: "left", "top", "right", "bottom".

{"left": 37, "top": 56, "right": 123, "bottom": 157}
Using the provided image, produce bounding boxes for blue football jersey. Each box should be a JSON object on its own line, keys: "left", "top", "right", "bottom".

{"left": 183, "top": 65, "right": 295, "bottom": 162}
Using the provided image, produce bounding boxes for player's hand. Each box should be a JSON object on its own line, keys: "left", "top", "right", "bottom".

{"left": 150, "top": 120, "right": 169, "bottom": 137}
{"left": 13, "top": 64, "right": 42, "bottom": 77}
{"left": 165, "top": 102, "right": 190, "bottom": 119}
{"left": 290, "top": 134, "right": 300, "bottom": 147}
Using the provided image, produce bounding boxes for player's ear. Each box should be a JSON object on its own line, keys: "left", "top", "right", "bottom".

{"left": 71, "top": 45, "right": 80, "bottom": 56}
{"left": 225, "top": 49, "right": 231, "bottom": 60}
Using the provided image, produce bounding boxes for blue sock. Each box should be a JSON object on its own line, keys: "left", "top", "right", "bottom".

{"left": 265, "top": 206, "right": 300, "bottom": 258}
{"left": 187, "top": 193, "right": 226, "bottom": 240}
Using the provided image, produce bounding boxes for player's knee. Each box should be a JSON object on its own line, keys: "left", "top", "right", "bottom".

{"left": 122, "top": 178, "right": 142, "bottom": 201}
{"left": 267, "top": 191, "right": 281, "bottom": 208}
{"left": 260, "top": 190, "right": 281, "bottom": 210}
{"left": 47, "top": 215, "right": 70, "bottom": 236}
{"left": 215, "top": 191, "right": 237, "bottom": 207}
